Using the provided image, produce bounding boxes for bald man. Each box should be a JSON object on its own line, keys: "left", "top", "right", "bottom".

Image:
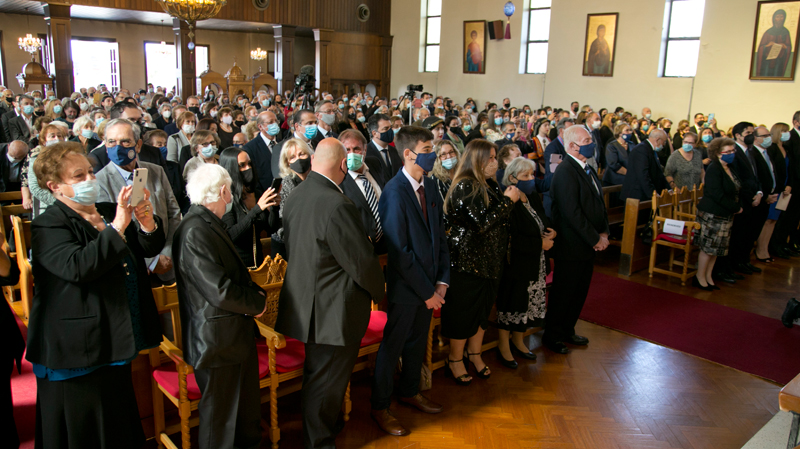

{"left": 242, "top": 110, "right": 282, "bottom": 195}
{"left": 620, "top": 129, "right": 670, "bottom": 202}
{"left": 276, "top": 138, "right": 384, "bottom": 449}
{"left": 1, "top": 140, "right": 29, "bottom": 192}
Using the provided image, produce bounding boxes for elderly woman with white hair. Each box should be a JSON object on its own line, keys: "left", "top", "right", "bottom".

{"left": 172, "top": 163, "right": 267, "bottom": 449}
{"left": 495, "top": 157, "right": 556, "bottom": 368}
{"left": 69, "top": 115, "right": 103, "bottom": 152}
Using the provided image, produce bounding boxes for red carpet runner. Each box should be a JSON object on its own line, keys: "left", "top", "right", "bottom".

{"left": 580, "top": 273, "right": 800, "bottom": 385}
{"left": 11, "top": 313, "right": 34, "bottom": 449}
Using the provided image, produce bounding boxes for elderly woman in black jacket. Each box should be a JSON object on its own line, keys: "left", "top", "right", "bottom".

{"left": 496, "top": 157, "right": 555, "bottom": 368}
{"left": 695, "top": 138, "right": 742, "bottom": 291}
{"left": 443, "top": 139, "right": 519, "bottom": 384}
{"left": 27, "top": 142, "right": 164, "bottom": 448}
{"left": 219, "top": 147, "right": 280, "bottom": 268}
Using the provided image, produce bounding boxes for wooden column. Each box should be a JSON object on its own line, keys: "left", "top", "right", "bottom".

{"left": 313, "top": 29, "right": 333, "bottom": 95}
{"left": 379, "top": 35, "right": 393, "bottom": 99}
{"left": 43, "top": 3, "right": 74, "bottom": 98}
{"left": 273, "top": 25, "right": 296, "bottom": 95}
{"left": 173, "top": 19, "right": 196, "bottom": 98}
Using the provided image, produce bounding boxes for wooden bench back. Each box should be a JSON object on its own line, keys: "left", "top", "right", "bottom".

{"left": 675, "top": 186, "right": 695, "bottom": 220}
{"left": 151, "top": 283, "right": 183, "bottom": 350}
{"left": 0, "top": 191, "right": 25, "bottom": 243}
{"left": 11, "top": 216, "right": 32, "bottom": 324}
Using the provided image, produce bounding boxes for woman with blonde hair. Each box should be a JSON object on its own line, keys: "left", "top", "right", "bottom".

{"left": 442, "top": 139, "right": 520, "bottom": 385}
{"left": 272, "top": 138, "right": 313, "bottom": 258}
{"left": 21, "top": 123, "right": 68, "bottom": 218}
{"left": 768, "top": 122, "right": 795, "bottom": 258}
{"left": 430, "top": 139, "right": 459, "bottom": 202}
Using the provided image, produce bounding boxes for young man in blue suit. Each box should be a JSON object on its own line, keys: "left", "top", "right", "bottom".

{"left": 370, "top": 126, "right": 450, "bottom": 436}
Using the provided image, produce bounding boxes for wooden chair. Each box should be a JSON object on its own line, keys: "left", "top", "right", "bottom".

{"left": 779, "top": 372, "right": 800, "bottom": 449}
{"left": 648, "top": 190, "right": 701, "bottom": 285}
{"left": 692, "top": 183, "right": 704, "bottom": 214}
{"left": 674, "top": 186, "right": 696, "bottom": 221}
{"left": 10, "top": 216, "right": 33, "bottom": 325}
{"left": 0, "top": 191, "right": 25, "bottom": 247}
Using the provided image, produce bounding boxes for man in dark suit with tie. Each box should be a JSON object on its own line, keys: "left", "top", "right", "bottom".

{"left": 620, "top": 129, "right": 670, "bottom": 201}
{"left": 749, "top": 126, "right": 778, "bottom": 261}
{"left": 543, "top": 117, "right": 574, "bottom": 217}
{"left": 338, "top": 129, "right": 387, "bottom": 255}
{"left": 243, "top": 110, "right": 282, "bottom": 195}
{"left": 544, "top": 126, "right": 609, "bottom": 354}
{"left": 173, "top": 163, "right": 268, "bottom": 449}
{"left": 0, "top": 141, "right": 29, "bottom": 192}
{"left": 778, "top": 111, "right": 800, "bottom": 252}
{"left": 270, "top": 109, "right": 318, "bottom": 179}
{"left": 370, "top": 126, "right": 449, "bottom": 436}
{"left": 583, "top": 112, "right": 605, "bottom": 170}
{"left": 276, "top": 138, "right": 385, "bottom": 449}
{"left": 7, "top": 95, "right": 35, "bottom": 146}
{"left": 366, "top": 113, "right": 402, "bottom": 187}
{"left": 311, "top": 100, "right": 339, "bottom": 148}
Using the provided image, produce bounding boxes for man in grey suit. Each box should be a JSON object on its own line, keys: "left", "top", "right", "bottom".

{"left": 7, "top": 95, "right": 35, "bottom": 146}
{"left": 94, "top": 119, "right": 182, "bottom": 283}
{"left": 276, "top": 138, "right": 385, "bottom": 449}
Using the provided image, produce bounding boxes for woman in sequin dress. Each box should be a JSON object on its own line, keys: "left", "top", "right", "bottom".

{"left": 496, "top": 158, "right": 555, "bottom": 368}
{"left": 442, "top": 139, "right": 520, "bottom": 383}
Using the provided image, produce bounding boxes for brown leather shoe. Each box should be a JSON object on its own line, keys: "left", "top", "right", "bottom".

{"left": 398, "top": 393, "right": 443, "bottom": 414}
{"left": 370, "top": 409, "right": 409, "bottom": 436}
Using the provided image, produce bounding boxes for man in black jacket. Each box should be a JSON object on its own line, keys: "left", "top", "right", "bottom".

{"left": 0, "top": 141, "right": 29, "bottom": 192}
{"left": 173, "top": 163, "right": 268, "bottom": 449}
{"left": 728, "top": 122, "right": 764, "bottom": 276}
{"left": 276, "top": 138, "right": 384, "bottom": 448}
{"left": 544, "top": 126, "right": 609, "bottom": 354}
{"left": 366, "top": 113, "right": 402, "bottom": 186}
{"left": 620, "top": 129, "right": 670, "bottom": 202}
{"left": 543, "top": 117, "right": 574, "bottom": 217}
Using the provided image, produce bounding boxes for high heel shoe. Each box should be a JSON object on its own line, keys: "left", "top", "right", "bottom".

{"left": 510, "top": 344, "right": 538, "bottom": 361}
{"left": 444, "top": 359, "right": 472, "bottom": 386}
{"left": 495, "top": 348, "right": 518, "bottom": 369}
{"left": 465, "top": 352, "right": 491, "bottom": 379}
{"left": 692, "top": 276, "right": 714, "bottom": 291}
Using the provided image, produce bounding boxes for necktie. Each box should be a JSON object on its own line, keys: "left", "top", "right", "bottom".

{"left": 268, "top": 139, "right": 276, "bottom": 153}
{"left": 381, "top": 148, "right": 391, "bottom": 171}
{"left": 358, "top": 174, "right": 383, "bottom": 241}
{"left": 417, "top": 185, "right": 428, "bottom": 223}
{"left": 585, "top": 167, "right": 600, "bottom": 195}
{"left": 762, "top": 149, "right": 776, "bottom": 189}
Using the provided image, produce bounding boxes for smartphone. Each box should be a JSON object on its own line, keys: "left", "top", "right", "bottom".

{"left": 706, "top": 113, "right": 715, "bottom": 128}
{"left": 130, "top": 168, "right": 148, "bottom": 207}
{"left": 270, "top": 177, "right": 283, "bottom": 193}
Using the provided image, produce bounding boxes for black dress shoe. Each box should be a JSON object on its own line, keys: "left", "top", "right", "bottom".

{"left": 543, "top": 340, "right": 570, "bottom": 354}
{"left": 782, "top": 298, "right": 800, "bottom": 328}
{"left": 715, "top": 272, "right": 737, "bottom": 283}
{"left": 745, "top": 263, "right": 762, "bottom": 273}
{"left": 733, "top": 263, "right": 753, "bottom": 275}
{"left": 495, "top": 348, "right": 519, "bottom": 369}
{"left": 565, "top": 335, "right": 589, "bottom": 345}
{"left": 730, "top": 271, "right": 745, "bottom": 280}
{"left": 773, "top": 248, "right": 791, "bottom": 259}
{"left": 510, "top": 344, "right": 538, "bottom": 360}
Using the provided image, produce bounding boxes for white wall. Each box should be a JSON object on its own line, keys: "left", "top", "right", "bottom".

{"left": 0, "top": 13, "right": 319, "bottom": 94}
{"left": 391, "top": 0, "right": 798, "bottom": 129}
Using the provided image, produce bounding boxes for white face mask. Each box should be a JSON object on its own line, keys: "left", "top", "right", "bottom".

{"left": 162, "top": 110, "right": 171, "bottom": 118}
{"left": 222, "top": 115, "right": 233, "bottom": 125}
{"left": 182, "top": 124, "right": 195, "bottom": 134}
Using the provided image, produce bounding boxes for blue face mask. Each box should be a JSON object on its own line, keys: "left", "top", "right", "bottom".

{"left": 782, "top": 132, "right": 791, "bottom": 142}
{"left": 159, "top": 146, "right": 168, "bottom": 158}
{"left": 261, "top": 99, "right": 270, "bottom": 107}
{"left": 622, "top": 133, "right": 635, "bottom": 143}
{"left": 107, "top": 144, "right": 137, "bottom": 166}
{"left": 720, "top": 153, "right": 735, "bottom": 164}
{"left": 578, "top": 142, "right": 596, "bottom": 159}
{"left": 506, "top": 133, "right": 515, "bottom": 141}
{"left": 367, "top": 100, "right": 373, "bottom": 106}
{"left": 413, "top": 150, "right": 437, "bottom": 173}
{"left": 233, "top": 143, "right": 242, "bottom": 148}
{"left": 494, "top": 118, "right": 503, "bottom": 126}
{"left": 761, "top": 136, "right": 773, "bottom": 148}
{"left": 378, "top": 128, "right": 394, "bottom": 144}
{"left": 338, "top": 104, "right": 345, "bottom": 110}
{"left": 503, "top": 117, "right": 510, "bottom": 123}
{"left": 424, "top": 99, "right": 431, "bottom": 105}
{"left": 303, "top": 124, "right": 318, "bottom": 140}
{"left": 200, "top": 144, "right": 216, "bottom": 158}
{"left": 22, "top": 105, "right": 34, "bottom": 116}
{"left": 81, "top": 129, "right": 94, "bottom": 139}
{"left": 702, "top": 135, "right": 713, "bottom": 143}
{"left": 642, "top": 124, "right": 650, "bottom": 132}
{"left": 96, "top": 117, "right": 105, "bottom": 126}
{"left": 62, "top": 179, "right": 98, "bottom": 206}
{"left": 266, "top": 123, "right": 280, "bottom": 136}
{"left": 682, "top": 143, "right": 694, "bottom": 152}
{"left": 463, "top": 125, "right": 472, "bottom": 132}
{"left": 358, "top": 116, "right": 366, "bottom": 123}
{"left": 514, "top": 179, "right": 538, "bottom": 195}
{"left": 53, "top": 105, "right": 63, "bottom": 114}
{"left": 441, "top": 156, "right": 458, "bottom": 170}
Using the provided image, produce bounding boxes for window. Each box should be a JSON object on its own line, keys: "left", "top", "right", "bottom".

{"left": 144, "top": 42, "right": 209, "bottom": 92}
{"left": 424, "top": 0, "right": 442, "bottom": 72}
{"left": 661, "top": 0, "right": 706, "bottom": 77}
{"left": 0, "top": 31, "right": 6, "bottom": 87}
{"left": 525, "top": 0, "right": 552, "bottom": 74}
{"left": 71, "top": 38, "right": 120, "bottom": 91}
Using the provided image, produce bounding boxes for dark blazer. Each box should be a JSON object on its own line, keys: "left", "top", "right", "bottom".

{"left": 493, "top": 138, "right": 534, "bottom": 156}
{"left": 366, "top": 140, "right": 402, "bottom": 187}
{"left": 767, "top": 143, "right": 789, "bottom": 192}
{"left": 139, "top": 143, "right": 166, "bottom": 168}
{"left": 172, "top": 205, "right": 266, "bottom": 369}
{"left": 379, "top": 169, "right": 450, "bottom": 304}
{"left": 310, "top": 127, "right": 338, "bottom": 148}
{"left": 0, "top": 261, "right": 24, "bottom": 373}
{"left": 27, "top": 201, "right": 165, "bottom": 369}
{"left": 731, "top": 144, "right": 760, "bottom": 211}
{"left": 0, "top": 143, "right": 23, "bottom": 192}
{"left": 164, "top": 122, "right": 179, "bottom": 136}
{"left": 585, "top": 125, "right": 605, "bottom": 167}
{"left": 243, "top": 134, "right": 277, "bottom": 195}
{"left": 697, "top": 160, "right": 741, "bottom": 217}
{"left": 620, "top": 140, "right": 669, "bottom": 201}
{"left": 550, "top": 156, "right": 609, "bottom": 261}
{"left": 506, "top": 193, "right": 551, "bottom": 280}
{"left": 340, "top": 172, "right": 387, "bottom": 255}
{"left": 543, "top": 137, "right": 568, "bottom": 216}
{"left": 749, "top": 146, "right": 776, "bottom": 195}
{"left": 275, "top": 171, "right": 385, "bottom": 346}
{"left": 87, "top": 145, "right": 110, "bottom": 174}
{"left": 221, "top": 198, "right": 281, "bottom": 268}
{"left": 1, "top": 109, "right": 18, "bottom": 142}
{"left": 68, "top": 135, "right": 103, "bottom": 154}
{"left": 785, "top": 129, "right": 800, "bottom": 188}
{"left": 154, "top": 115, "right": 172, "bottom": 130}
{"left": 7, "top": 116, "right": 31, "bottom": 145}
{"left": 599, "top": 125, "right": 615, "bottom": 153}
{"left": 603, "top": 139, "right": 630, "bottom": 186}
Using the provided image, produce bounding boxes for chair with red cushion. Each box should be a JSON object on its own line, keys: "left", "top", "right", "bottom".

{"left": 648, "top": 189, "right": 701, "bottom": 285}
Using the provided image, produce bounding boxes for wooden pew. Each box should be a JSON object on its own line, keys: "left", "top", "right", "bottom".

{"left": 602, "top": 185, "right": 624, "bottom": 247}
{"left": 618, "top": 197, "right": 654, "bottom": 276}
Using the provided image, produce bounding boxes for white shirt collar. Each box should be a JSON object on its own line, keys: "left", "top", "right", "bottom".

{"left": 567, "top": 152, "right": 587, "bottom": 169}
{"left": 402, "top": 167, "right": 423, "bottom": 191}
{"left": 348, "top": 164, "right": 371, "bottom": 179}
{"left": 372, "top": 139, "right": 388, "bottom": 151}
{"left": 736, "top": 142, "right": 748, "bottom": 151}
{"left": 260, "top": 132, "right": 276, "bottom": 147}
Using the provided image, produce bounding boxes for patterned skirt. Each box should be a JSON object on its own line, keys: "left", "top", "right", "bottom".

{"left": 496, "top": 251, "right": 547, "bottom": 332}
{"left": 697, "top": 210, "right": 733, "bottom": 256}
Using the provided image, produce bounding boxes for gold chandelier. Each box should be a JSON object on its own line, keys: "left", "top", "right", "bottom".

{"left": 154, "top": 0, "right": 227, "bottom": 44}
{"left": 18, "top": 33, "right": 43, "bottom": 55}
{"left": 250, "top": 47, "right": 267, "bottom": 61}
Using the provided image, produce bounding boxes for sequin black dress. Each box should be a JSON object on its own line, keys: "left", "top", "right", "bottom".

{"left": 441, "top": 177, "right": 514, "bottom": 339}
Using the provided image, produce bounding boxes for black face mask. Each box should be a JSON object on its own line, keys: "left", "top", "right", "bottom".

{"left": 234, "top": 120, "right": 245, "bottom": 128}
{"left": 697, "top": 120, "right": 705, "bottom": 128}
{"left": 188, "top": 106, "right": 200, "bottom": 114}
{"left": 663, "top": 127, "right": 671, "bottom": 135}
{"left": 504, "top": 103, "right": 510, "bottom": 109}
{"left": 744, "top": 134, "right": 755, "bottom": 146}
{"left": 572, "top": 106, "right": 579, "bottom": 113}
{"left": 348, "top": 113, "right": 356, "bottom": 120}
{"left": 241, "top": 168, "right": 254, "bottom": 184}
{"left": 289, "top": 157, "right": 311, "bottom": 174}
{"left": 34, "top": 111, "right": 44, "bottom": 117}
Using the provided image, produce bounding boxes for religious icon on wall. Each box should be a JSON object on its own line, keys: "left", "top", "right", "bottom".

{"left": 463, "top": 20, "right": 487, "bottom": 74}
{"left": 750, "top": 0, "right": 800, "bottom": 80}
{"left": 582, "top": 13, "right": 618, "bottom": 77}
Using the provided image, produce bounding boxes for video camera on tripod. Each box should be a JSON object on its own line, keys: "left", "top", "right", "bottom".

{"left": 289, "top": 65, "right": 317, "bottom": 110}
{"left": 402, "top": 84, "right": 424, "bottom": 125}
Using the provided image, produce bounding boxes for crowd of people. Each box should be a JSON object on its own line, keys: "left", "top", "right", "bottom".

{"left": 0, "top": 82, "right": 798, "bottom": 449}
